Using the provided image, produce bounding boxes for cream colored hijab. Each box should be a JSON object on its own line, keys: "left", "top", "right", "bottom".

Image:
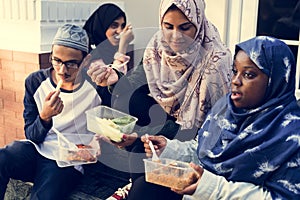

{"left": 143, "top": 0, "right": 232, "bottom": 129}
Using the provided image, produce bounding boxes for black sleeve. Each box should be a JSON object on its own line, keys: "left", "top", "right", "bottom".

{"left": 23, "top": 70, "right": 52, "bottom": 143}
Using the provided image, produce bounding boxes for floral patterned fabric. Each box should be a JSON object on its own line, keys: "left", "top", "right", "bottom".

{"left": 197, "top": 36, "right": 300, "bottom": 199}
{"left": 143, "top": 0, "right": 232, "bottom": 129}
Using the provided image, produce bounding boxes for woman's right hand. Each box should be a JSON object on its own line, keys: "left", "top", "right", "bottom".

{"left": 141, "top": 135, "right": 167, "bottom": 158}
{"left": 87, "top": 59, "right": 119, "bottom": 86}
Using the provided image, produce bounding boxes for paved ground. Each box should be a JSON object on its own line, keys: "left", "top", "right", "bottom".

{"left": 4, "top": 162, "right": 130, "bottom": 200}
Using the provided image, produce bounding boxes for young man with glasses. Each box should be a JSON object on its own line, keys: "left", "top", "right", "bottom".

{"left": 0, "top": 24, "right": 103, "bottom": 200}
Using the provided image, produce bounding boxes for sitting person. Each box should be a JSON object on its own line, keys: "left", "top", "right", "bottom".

{"left": 0, "top": 24, "right": 103, "bottom": 200}
{"left": 87, "top": 0, "right": 232, "bottom": 183}
{"left": 84, "top": 3, "right": 134, "bottom": 107}
{"left": 83, "top": 3, "right": 134, "bottom": 73}
{"left": 138, "top": 36, "right": 300, "bottom": 199}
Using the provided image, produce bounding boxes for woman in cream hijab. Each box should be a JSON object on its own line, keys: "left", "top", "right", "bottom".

{"left": 127, "top": 0, "right": 232, "bottom": 199}
{"left": 143, "top": 0, "right": 232, "bottom": 130}
{"left": 88, "top": 0, "right": 231, "bottom": 133}
{"left": 88, "top": 1, "right": 232, "bottom": 198}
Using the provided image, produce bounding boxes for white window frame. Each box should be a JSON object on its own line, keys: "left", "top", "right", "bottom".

{"left": 207, "top": 0, "right": 300, "bottom": 99}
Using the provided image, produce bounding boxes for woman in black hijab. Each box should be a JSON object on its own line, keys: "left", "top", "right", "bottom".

{"left": 83, "top": 3, "right": 134, "bottom": 106}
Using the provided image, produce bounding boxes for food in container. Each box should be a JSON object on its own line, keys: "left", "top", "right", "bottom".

{"left": 56, "top": 133, "right": 99, "bottom": 167}
{"left": 86, "top": 106, "right": 138, "bottom": 142}
{"left": 66, "top": 144, "right": 96, "bottom": 162}
{"left": 143, "top": 158, "right": 199, "bottom": 190}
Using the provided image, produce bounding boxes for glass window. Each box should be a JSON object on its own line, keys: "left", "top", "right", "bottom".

{"left": 257, "top": 0, "right": 300, "bottom": 92}
{"left": 256, "top": 0, "right": 299, "bottom": 60}
{"left": 257, "top": 0, "right": 299, "bottom": 40}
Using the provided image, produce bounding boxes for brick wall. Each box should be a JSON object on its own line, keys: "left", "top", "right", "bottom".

{"left": 0, "top": 49, "right": 50, "bottom": 147}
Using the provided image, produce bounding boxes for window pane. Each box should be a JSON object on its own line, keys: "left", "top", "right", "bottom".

{"left": 256, "top": 0, "right": 299, "bottom": 41}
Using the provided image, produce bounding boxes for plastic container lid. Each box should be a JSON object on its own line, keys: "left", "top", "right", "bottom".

{"left": 86, "top": 106, "right": 138, "bottom": 142}
{"left": 56, "top": 133, "right": 99, "bottom": 167}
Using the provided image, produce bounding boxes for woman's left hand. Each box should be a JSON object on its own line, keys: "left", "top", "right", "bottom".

{"left": 171, "top": 163, "right": 203, "bottom": 195}
{"left": 120, "top": 24, "right": 134, "bottom": 45}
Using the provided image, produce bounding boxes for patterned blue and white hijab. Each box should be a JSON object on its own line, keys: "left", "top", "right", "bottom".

{"left": 197, "top": 36, "right": 300, "bottom": 199}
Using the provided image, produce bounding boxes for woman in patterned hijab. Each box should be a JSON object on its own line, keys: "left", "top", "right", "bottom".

{"left": 195, "top": 36, "right": 300, "bottom": 199}
{"left": 140, "top": 36, "right": 300, "bottom": 199}
{"left": 143, "top": 0, "right": 232, "bottom": 130}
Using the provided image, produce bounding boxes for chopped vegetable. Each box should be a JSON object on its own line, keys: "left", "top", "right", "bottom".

{"left": 112, "top": 116, "right": 135, "bottom": 125}
{"left": 94, "top": 118, "right": 123, "bottom": 142}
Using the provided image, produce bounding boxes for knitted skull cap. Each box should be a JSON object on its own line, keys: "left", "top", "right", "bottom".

{"left": 52, "top": 24, "right": 89, "bottom": 53}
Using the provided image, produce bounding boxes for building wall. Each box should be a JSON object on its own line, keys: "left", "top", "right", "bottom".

{"left": 0, "top": 49, "right": 50, "bottom": 147}
{"left": 0, "top": 0, "right": 159, "bottom": 147}
{"left": 0, "top": 0, "right": 257, "bottom": 147}
{"left": 0, "top": 0, "right": 227, "bottom": 147}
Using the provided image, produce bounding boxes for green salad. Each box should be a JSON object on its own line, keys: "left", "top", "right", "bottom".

{"left": 112, "top": 116, "right": 135, "bottom": 126}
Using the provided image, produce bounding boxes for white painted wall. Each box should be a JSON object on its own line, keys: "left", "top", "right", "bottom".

{"left": 0, "top": 0, "right": 160, "bottom": 54}
{"left": 0, "top": 0, "right": 229, "bottom": 54}
{"left": 1, "top": 0, "right": 299, "bottom": 97}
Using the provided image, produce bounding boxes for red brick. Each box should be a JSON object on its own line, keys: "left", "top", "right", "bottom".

{"left": 1, "top": 60, "right": 13, "bottom": 71}
{"left": 5, "top": 133, "right": 18, "bottom": 145}
{"left": 0, "top": 89, "right": 15, "bottom": 100}
{"left": 5, "top": 117, "right": 24, "bottom": 130}
{"left": 16, "top": 128, "right": 26, "bottom": 140}
{"left": 0, "top": 134, "right": 5, "bottom": 147}
{"left": 0, "top": 114, "right": 4, "bottom": 125}
{"left": 25, "top": 63, "right": 40, "bottom": 74}
{"left": 0, "top": 125, "right": 17, "bottom": 145}
{"left": 2, "top": 107, "right": 14, "bottom": 115}
{"left": 14, "top": 71, "right": 27, "bottom": 82}
{"left": 0, "top": 69, "right": 14, "bottom": 80}
{"left": 12, "top": 61, "right": 27, "bottom": 73}
{"left": 0, "top": 98, "right": 3, "bottom": 109}
{"left": 15, "top": 91, "right": 25, "bottom": 103}
{"left": 2, "top": 79, "right": 24, "bottom": 92}
{"left": 0, "top": 49, "right": 13, "bottom": 60}
{"left": 13, "top": 51, "right": 39, "bottom": 64}
{"left": 0, "top": 50, "right": 49, "bottom": 146}
{"left": 4, "top": 100, "right": 24, "bottom": 113}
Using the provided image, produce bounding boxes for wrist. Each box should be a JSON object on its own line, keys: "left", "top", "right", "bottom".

{"left": 39, "top": 115, "right": 52, "bottom": 128}
{"left": 39, "top": 113, "right": 51, "bottom": 123}
{"left": 118, "top": 40, "right": 129, "bottom": 54}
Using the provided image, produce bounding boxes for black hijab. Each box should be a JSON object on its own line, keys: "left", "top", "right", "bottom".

{"left": 83, "top": 3, "right": 127, "bottom": 64}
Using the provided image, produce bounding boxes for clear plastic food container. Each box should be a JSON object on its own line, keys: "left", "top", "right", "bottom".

{"left": 143, "top": 158, "right": 199, "bottom": 190}
{"left": 86, "top": 106, "right": 138, "bottom": 142}
{"left": 56, "top": 133, "right": 99, "bottom": 167}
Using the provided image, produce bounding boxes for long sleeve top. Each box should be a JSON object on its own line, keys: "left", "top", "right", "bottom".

{"left": 22, "top": 67, "right": 102, "bottom": 161}
{"left": 161, "top": 139, "right": 272, "bottom": 200}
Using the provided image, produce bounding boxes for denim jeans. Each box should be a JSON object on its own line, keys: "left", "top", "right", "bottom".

{"left": 0, "top": 141, "right": 82, "bottom": 200}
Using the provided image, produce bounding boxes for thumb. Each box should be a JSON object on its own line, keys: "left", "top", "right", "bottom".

{"left": 126, "top": 132, "right": 138, "bottom": 140}
{"left": 189, "top": 163, "right": 204, "bottom": 178}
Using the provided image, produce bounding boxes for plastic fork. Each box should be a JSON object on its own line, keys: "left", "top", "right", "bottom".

{"left": 145, "top": 134, "right": 160, "bottom": 161}
{"left": 108, "top": 60, "right": 129, "bottom": 69}
{"left": 52, "top": 127, "right": 78, "bottom": 150}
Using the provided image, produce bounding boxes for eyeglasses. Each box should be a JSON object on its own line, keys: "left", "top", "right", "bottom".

{"left": 51, "top": 58, "right": 81, "bottom": 69}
